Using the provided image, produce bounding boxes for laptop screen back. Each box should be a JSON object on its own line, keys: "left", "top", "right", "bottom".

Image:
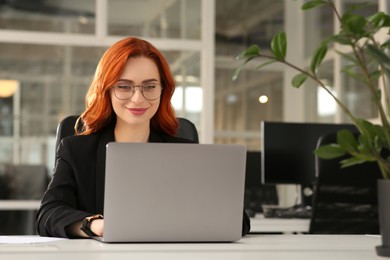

{"left": 102, "top": 142, "right": 247, "bottom": 242}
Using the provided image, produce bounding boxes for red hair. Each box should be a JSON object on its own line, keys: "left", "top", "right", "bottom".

{"left": 77, "top": 37, "right": 178, "bottom": 136}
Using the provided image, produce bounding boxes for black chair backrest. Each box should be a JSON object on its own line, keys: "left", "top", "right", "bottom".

{"left": 309, "top": 132, "right": 381, "bottom": 234}
{"left": 4, "top": 164, "right": 48, "bottom": 200}
{"left": 55, "top": 115, "right": 199, "bottom": 162}
{"left": 175, "top": 117, "right": 199, "bottom": 143}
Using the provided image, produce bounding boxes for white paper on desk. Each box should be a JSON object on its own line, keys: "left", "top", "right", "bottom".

{"left": 0, "top": 236, "right": 67, "bottom": 244}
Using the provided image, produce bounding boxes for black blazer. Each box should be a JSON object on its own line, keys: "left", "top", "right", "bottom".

{"left": 35, "top": 120, "right": 250, "bottom": 237}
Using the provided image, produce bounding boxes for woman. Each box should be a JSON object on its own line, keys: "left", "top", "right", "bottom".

{"left": 35, "top": 37, "right": 250, "bottom": 238}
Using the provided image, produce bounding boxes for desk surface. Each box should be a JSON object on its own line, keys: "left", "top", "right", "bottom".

{"left": 0, "top": 234, "right": 383, "bottom": 260}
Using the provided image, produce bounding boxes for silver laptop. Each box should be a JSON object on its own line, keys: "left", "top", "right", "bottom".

{"left": 96, "top": 142, "right": 246, "bottom": 243}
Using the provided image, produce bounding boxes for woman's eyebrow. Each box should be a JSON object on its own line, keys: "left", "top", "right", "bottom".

{"left": 116, "top": 79, "right": 134, "bottom": 84}
{"left": 142, "top": 78, "right": 160, "bottom": 83}
{"left": 116, "top": 78, "right": 159, "bottom": 84}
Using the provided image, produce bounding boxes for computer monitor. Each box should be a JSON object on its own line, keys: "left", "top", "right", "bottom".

{"left": 244, "top": 151, "right": 278, "bottom": 216}
{"left": 261, "top": 121, "right": 357, "bottom": 205}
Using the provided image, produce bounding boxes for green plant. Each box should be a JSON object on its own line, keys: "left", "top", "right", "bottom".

{"left": 233, "top": 0, "right": 390, "bottom": 179}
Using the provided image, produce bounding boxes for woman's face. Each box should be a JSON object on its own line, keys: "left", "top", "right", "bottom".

{"left": 111, "top": 56, "right": 161, "bottom": 128}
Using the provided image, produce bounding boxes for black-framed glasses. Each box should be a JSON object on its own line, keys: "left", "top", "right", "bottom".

{"left": 112, "top": 84, "right": 163, "bottom": 101}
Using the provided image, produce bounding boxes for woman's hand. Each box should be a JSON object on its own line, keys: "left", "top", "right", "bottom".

{"left": 90, "top": 218, "right": 104, "bottom": 237}
{"left": 66, "top": 217, "right": 104, "bottom": 238}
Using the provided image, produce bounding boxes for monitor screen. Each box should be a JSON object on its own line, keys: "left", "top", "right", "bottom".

{"left": 244, "top": 151, "right": 278, "bottom": 216}
{"left": 245, "top": 151, "right": 262, "bottom": 189}
{"left": 261, "top": 121, "right": 357, "bottom": 185}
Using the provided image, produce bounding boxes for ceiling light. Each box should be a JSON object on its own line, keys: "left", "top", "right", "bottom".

{"left": 78, "top": 16, "right": 89, "bottom": 25}
{"left": 258, "top": 95, "right": 268, "bottom": 104}
{"left": 226, "top": 94, "right": 238, "bottom": 104}
{"left": 0, "top": 80, "right": 18, "bottom": 98}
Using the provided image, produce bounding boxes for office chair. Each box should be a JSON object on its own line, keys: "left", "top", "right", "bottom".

{"left": 309, "top": 132, "right": 381, "bottom": 234}
{"left": 55, "top": 115, "right": 199, "bottom": 158}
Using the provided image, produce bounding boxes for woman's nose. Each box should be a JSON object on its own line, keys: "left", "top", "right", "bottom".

{"left": 130, "top": 87, "right": 145, "bottom": 103}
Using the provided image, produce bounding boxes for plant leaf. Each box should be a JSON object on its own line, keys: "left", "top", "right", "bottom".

{"left": 233, "top": 45, "right": 262, "bottom": 81}
{"left": 340, "top": 156, "right": 370, "bottom": 168}
{"left": 236, "top": 44, "right": 260, "bottom": 60}
{"left": 232, "top": 57, "right": 255, "bottom": 81}
{"left": 360, "top": 123, "right": 387, "bottom": 153}
{"left": 341, "top": 67, "right": 364, "bottom": 81}
{"left": 366, "top": 44, "right": 390, "bottom": 70}
{"left": 327, "top": 34, "right": 352, "bottom": 45}
{"left": 370, "top": 70, "right": 382, "bottom": 81}
{"left": 335, "top": 50, "right": 359, "bottom": 65}
{"left": 337, "top": 129, "right": 358, "bottom": 153}
{"left": 341, "top": 66, "right": 364, "bottom": 82}
{"left": 342, "top": 14, "right": 367, "bottom": 37}
{"left": 381, "top": 39, "right": 390, "bottom": 50}
{"left": 315, "top": 144, "right": 346, "bottom": 159}
{"left": 291, "top": 73, "right": 308, "bottom": 88}
{"left": 372, "top": 42, "right": 390, "bottom": 79}
{"left": 232, "top": 63, "right": 244, "bottom": 81}
{"left": 301, "top": 0, "right": 327, "bottom": 10}
{"left": 270, "top": 32, "right": 287, "bottom": 60}
{"left": 369, "top": 12, "right": 390, "bottom": 30}
{"left": 344, "top": 3, "right": 370, "bottom": 15}
{"left": 255, "top": 60, "right": 276, "bottom": 70}
{"left": 310, "top": 43, "right": 328, "bottom": 74}
{"left": 355, "top": 119, "right": 377, "bottom": 152}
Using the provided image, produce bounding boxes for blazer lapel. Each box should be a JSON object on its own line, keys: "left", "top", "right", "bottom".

{"left": 149, "top": 128, "right": 164, "bottom": 142}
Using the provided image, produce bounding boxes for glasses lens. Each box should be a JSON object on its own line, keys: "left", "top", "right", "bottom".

{"left": 113, "top": 85, "right": 162, "bottom": 100}
{"left": 114, "top": 85, "right": 133, "bottom": 100}
{"left": 142, "top": 85, "right": 162, "bottom": 100}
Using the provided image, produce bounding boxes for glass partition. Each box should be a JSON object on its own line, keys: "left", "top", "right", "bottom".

{"left": 108, "top": 0, "right": 201, "bottom": 39}
{"left": 0, "top": 0, "right": 96, "bottom": 33}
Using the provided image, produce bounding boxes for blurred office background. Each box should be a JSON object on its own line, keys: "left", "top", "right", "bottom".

{"left": 0, "top": 0, "right": 388, "bottom": 233}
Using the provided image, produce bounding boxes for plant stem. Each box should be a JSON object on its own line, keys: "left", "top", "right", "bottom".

{"left": 367, "top": 36, "right": 390, "bottom": 155}
{"left": 330, "top": 0, "right": 390, "bottom": 151}
{"left": 255, "top": 53, "right": 358, "bottom": 123}
{"left": 328, "top": 0, "right": 341, "bottom": 23}
{"left": 377, "top": 156, "right": 390, "bottom": 179}
{"left": 353, "top": 41, "right": 390, "bottom": 147}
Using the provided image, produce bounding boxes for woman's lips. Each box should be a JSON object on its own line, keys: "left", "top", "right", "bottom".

{"left": 128, "top": 108, "right": 148, "bottom": 115}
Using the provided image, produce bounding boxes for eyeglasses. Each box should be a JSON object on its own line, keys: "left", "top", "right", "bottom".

{"left": 112, "top": 84, "right": 163, "bottom": 101}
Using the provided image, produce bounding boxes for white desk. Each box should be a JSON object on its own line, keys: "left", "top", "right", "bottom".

{"left": 0, "top": 234, "right": 383, "bottom": 260}
{"left": 0, "top": 202, "right": 309, "bottom": 234}
{"left": 250, "top": 214, "right": 310, "bottom": 233}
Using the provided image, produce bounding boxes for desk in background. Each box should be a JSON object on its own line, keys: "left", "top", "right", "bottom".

{"left": 0, "top": 234, "right": 381, "bottom": 260}
{"left": 0, "top": 200, "right": 41, "bottom": 235}
{"left": 0, "top": 200, "right": 40, "bottom": 210}
{"left": 250, "top": 214, "right": 310, "bottom": 233}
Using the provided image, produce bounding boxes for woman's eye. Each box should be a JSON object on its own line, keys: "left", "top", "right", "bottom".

{"left": 144, "top": 85, "right": 156, "bottom": 90}
{"left": 118, "top": 85, "right": 132, "bottom": 90}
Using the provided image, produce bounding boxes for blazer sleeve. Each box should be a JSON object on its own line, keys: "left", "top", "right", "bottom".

{"left": 35, "top": 138, "right": 94, "bottom": 238}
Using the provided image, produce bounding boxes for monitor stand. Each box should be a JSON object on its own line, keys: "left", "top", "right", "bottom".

{"left": 278, "top": 184, "right": 313, "bottom": 218}
{"left": 300, "top": 184, "right": 314, "bottom": 208}
{"left": 262, "top": 185, "right": 313, "bottom": 219}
